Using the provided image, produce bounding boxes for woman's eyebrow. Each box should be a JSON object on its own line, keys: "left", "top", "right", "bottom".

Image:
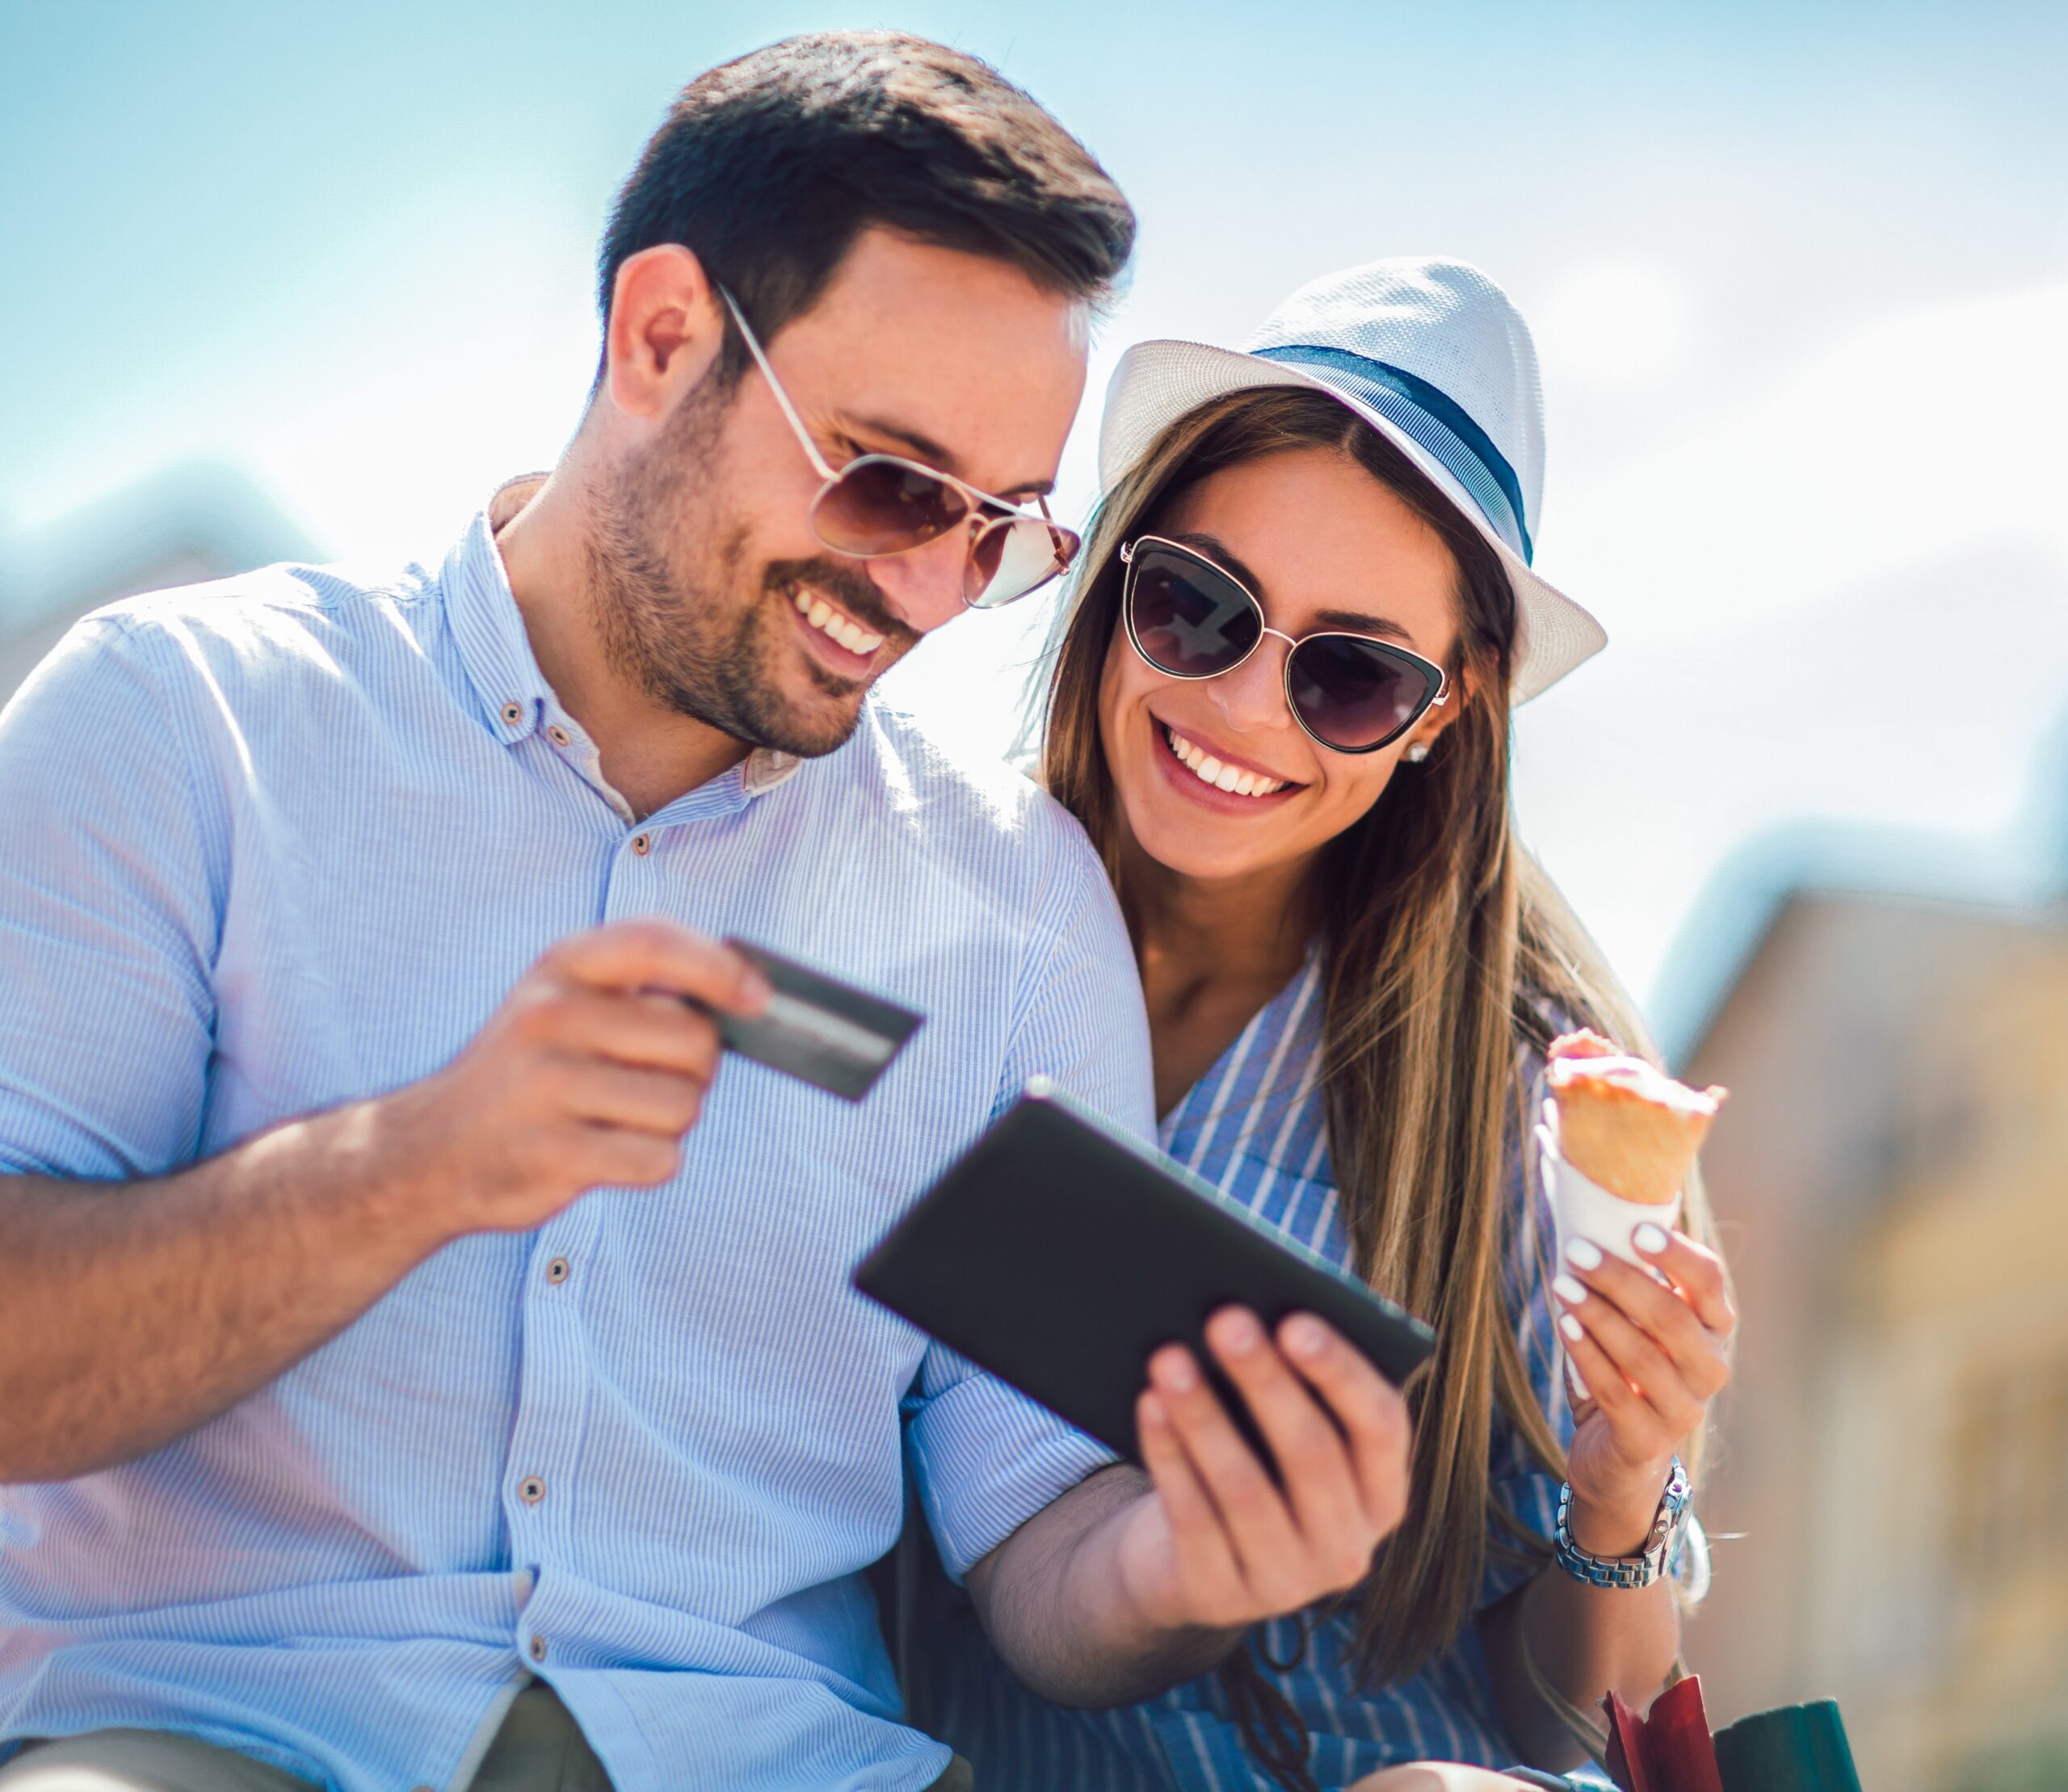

{"left": 1168, "top": 533, "right": 1415, "bottom": 644}
{"left": 1310, "top": 606, "right": 1414, "bottom": 644}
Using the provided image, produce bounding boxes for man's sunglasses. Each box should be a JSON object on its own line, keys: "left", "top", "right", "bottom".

{"left": 1120, "top": 535, "right": 1451, "bottom": 755}
{"left": 719, "top": 288, "right": 1079, "bottom": 610}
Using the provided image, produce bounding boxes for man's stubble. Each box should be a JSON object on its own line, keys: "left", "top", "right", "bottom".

{"left": 585, "top": 375, "right": 919, "bottom": 760}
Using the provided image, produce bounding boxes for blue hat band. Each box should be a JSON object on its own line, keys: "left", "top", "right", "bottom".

{"left": 1251, "top": 344, "right": 1533, "bottom": 565}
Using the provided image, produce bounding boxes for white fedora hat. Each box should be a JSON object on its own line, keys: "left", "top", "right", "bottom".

{"left": 1098, "top": 256, "right": 1606, "bottom": 704}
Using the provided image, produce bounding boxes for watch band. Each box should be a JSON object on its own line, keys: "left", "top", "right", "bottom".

{"left": 1553, "top": 1456, "right": 1691, "bottom": 1590}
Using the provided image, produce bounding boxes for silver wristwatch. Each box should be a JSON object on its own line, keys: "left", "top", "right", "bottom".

{"left": 1553, "top": 1457, "right": 1691, "bottom": 1590}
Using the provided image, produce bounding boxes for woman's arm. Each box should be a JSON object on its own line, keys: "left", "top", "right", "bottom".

{"left": 1478, "top": 1529, "right": 1681, "bottom": 1768}
{"left": 967, "top": 1306, "right": 1411, "bottom": 1706}
{"left": 1480, "top": 1226, "right": 1734, "bottom": 1769}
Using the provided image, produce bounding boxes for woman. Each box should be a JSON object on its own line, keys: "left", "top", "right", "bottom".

{"left": 913, "top": 259, "right": 1734, "bottom": 1790}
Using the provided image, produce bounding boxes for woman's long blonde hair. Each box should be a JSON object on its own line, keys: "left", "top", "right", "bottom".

{"left": 1037, "top": 387, "right": 1718, "bottom": 1701}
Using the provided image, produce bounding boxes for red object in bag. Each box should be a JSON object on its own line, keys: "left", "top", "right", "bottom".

{"left": 1600, "top": 1676, "right": 1726, "bottom": 1792}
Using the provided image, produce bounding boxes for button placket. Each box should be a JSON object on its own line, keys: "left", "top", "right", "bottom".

{"left": 505, "top": 1205, "right": 600, "bottom": 1676}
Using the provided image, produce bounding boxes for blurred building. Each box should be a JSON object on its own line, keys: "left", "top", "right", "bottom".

{"left": 1658, "top": 736, "right": 2068, "bottom": 1792}
{"left": 0, "top": 462, "right": 313, "bottom": 705}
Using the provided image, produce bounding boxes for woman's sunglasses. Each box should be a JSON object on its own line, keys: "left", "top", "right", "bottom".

{"left": 1120, "top": 535, "right": 1451, "bottom": 755}
{"left": 720, "top": 288, "right": 1079, "bottom": 610}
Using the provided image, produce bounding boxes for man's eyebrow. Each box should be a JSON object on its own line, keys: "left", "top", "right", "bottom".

{"left": 1169, "top": 533, "right": 1417, "bottom": 645}
{"left": 837, "top": 413, "right": 1054, "bottom": 501}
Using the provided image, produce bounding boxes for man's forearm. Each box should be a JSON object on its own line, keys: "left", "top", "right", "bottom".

{"left": 966, "top": 1465, "right": 1242, "bottom": 1707}
{"left": 0, "top": 1100, "right": 452, "bottom": 1483}
{"left": 1481, "top": 1566, "right": 1681, "bottom": 1770}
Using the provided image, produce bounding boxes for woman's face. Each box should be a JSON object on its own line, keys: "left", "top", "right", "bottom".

{"left": 1097, "top": 445, "right": 1465, "bottom": 886}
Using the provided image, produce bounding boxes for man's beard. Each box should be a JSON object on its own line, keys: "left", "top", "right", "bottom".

{"left": 585, "top": 379, "right": 917, "bottom": 759}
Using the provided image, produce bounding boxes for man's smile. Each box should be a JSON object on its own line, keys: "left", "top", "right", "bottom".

{"left": 787, "top": 579, "right": 886, "bottom": 659}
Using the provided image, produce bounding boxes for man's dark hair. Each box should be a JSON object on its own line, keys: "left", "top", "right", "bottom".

{"left": 596, "top": 31, "right": 1135, "bottom": 376}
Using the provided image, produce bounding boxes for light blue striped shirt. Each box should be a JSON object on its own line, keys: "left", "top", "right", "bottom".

{"left": 917, "top": 952, "right": 1582, "bottom": 1789}
{"left": 0, "top": 504, "right": 1154, "bottom": 1792}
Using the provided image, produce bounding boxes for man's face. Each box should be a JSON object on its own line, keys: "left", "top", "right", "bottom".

{"left": 591, "top": 229, "right": 1090, "bottom": 757}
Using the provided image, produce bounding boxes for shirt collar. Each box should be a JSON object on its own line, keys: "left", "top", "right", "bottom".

{"left": 443, "top": 477, "right": 805, "bottom": 798}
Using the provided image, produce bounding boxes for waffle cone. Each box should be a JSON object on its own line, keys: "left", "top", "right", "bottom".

{"left": 1546, "top": 1032, "right": 1726, "bottom": 1205}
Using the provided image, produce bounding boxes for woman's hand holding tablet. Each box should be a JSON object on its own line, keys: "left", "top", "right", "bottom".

{"left": 1116, "top": 1303, "right": 1412, "bottom": 1630}
{"left": 855, "top": 1081, "right": 1434, "bottom": 1643}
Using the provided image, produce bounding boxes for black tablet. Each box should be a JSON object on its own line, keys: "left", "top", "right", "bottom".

{"left": 853, "top": 1079, "right": 1435, "bottom": 1467}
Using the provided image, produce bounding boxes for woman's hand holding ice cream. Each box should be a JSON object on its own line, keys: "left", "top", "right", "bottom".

{"left": 1554, "top": 1224, "right": 1734, "bottom": 1550}
{"left": 1541, "top": 1031, "right": 1736, "bottom": 1553}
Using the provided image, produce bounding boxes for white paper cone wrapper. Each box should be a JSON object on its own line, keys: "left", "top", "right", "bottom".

{"left": 1536, "top": 1101, "right": 1681, "bottom": 1403}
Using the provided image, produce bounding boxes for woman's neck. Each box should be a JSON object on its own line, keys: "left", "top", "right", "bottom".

{"left": 1119, "top": 832, "right": 1318, "bottom": 1117}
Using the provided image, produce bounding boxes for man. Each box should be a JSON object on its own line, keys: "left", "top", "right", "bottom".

{"left": 0, "top": 33, "right": 1409, "bottom": 1792}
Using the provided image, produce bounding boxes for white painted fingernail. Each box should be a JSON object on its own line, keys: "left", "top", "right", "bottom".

{"left": 1553, "top": 1274, "right": 1588, "bottom": 1306}
{"left": 1633, "top": 1222, "right": 1670, "bottom": 1255}
{"left": 1566, "top": 1359, "right": 1591, "bottom": 1403}
{"left": 1565, "top": 1237, "right": 1604, "bottom": 1270}
{"left": 1558, "top": 1313, "right": 1586, "bottom": 1344}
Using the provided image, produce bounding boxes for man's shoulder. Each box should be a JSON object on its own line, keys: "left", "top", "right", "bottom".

{"left": 855, "top": 699, "right": 1088, "bottom": 856}
{"left": 78, "top": 553, "right": 436, "bottom": 658}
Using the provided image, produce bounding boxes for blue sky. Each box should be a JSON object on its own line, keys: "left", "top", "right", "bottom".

{"left": 5, "top": 0, "right": 2066, "bottom": 1018}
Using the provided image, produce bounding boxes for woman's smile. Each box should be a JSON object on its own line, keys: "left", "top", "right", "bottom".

{"left": 1150, "top": 712, "right": 1305, "bottom": 807}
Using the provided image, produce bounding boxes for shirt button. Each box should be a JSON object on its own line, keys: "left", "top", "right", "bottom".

{"left": 546, "top": 1256, "right": 570, "bottom": 1285}
{"left": 519, "top": 1475, "right": 546, "bottom": 1505}
{"left": 631, "top": 833, "right": 651, "bottom": 856}
{"left": 528, "top": 1634, "right": 548, "bottom": 1664}
{"left": 499, "top": 701, "right": 524, "bottom": 726}
{"left": 546, "top": 724, "right": 571, "bottom": 747}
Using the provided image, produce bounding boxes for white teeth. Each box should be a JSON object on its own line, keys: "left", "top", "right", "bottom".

{"left": 1162, "top": 725, "right": 1288, "bottom": 797}
{"left": 791, "top": 587, "right": 884, "bottom": 655}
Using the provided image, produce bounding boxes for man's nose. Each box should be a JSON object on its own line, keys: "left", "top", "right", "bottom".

{"left": 864, "top": 528, "right": 974, "bottom": 636}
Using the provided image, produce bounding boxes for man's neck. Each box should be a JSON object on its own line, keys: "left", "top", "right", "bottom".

{"left": 493, "top": 468, "right": 753, "bottom": 818}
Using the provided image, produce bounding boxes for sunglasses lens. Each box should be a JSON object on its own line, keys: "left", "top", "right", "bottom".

{"left": 1287, "top": 635, "right": 1437, "bottom": 751}
{"left": 1127, "top": 548, "right": 1261, "bottom": 676}
{"left": 965, "top": 515, "right": 1080, "bottom": 609}
{"left": 812, "top": 457, "right": 969, "bottom": 556}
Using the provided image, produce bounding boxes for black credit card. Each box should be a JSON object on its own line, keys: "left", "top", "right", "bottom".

{"left": 704, "top": 940, "right": 923, "bottom": 1101}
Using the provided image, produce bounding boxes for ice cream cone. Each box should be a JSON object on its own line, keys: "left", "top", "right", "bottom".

{"left": 1545, "top": 1033, "right": 1726, "bottom": 1206}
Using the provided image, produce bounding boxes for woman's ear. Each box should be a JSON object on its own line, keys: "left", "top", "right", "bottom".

{"left": 1401, "top": 667, "right": 1467, "bottom": 759}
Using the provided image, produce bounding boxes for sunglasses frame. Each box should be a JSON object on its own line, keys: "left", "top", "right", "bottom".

{"left": 717, "top": 286, "right": 1078, "bottom": 610}
{"left": 1119, "top": 534, "right": 1451, "bottom": 756}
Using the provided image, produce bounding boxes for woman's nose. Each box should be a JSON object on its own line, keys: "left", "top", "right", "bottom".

{"left": 1208, "top": 637, "right": 1292, "bottom": 733}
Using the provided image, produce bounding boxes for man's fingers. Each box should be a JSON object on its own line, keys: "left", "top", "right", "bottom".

{"left": 549, "top": 1121, "right": 683, "bottom": 1191}
{"left": 541, "top": 921, "right": 771, "bottom": 1014}
{"left": 518, "top": 988, "right": 724, "bottom": 1080}
{"left": 1275, "top": 1314, "right": 1410, "bottom": 1536}
{"left": 553, "top": 1058, "right": 708, "bottom": 1137}
{"left": 1147, "top": 1344, "right": 1301, "bottom": 1599}
{"left": 1203, "top": 1309, "right": 1372, "bottom": 1583}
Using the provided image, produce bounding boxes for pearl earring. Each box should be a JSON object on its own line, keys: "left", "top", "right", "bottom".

{"left": 1403, "top": 741, "right": 1431, "bottom": 763}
